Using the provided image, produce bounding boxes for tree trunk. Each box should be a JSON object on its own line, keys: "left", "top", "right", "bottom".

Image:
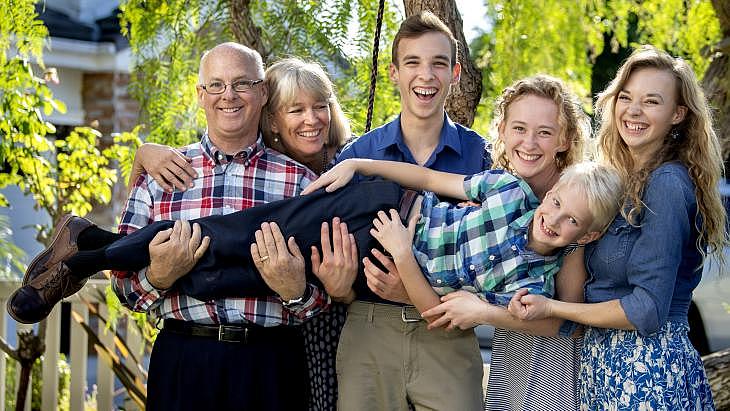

{"left": 703, "top": 0, "right": 730, "bottom": 168}
{"left": 228, "top": 0, "right": 271, "bottom": 63}
{"left": 403, "top": 0, "right": 482, "bottom": 127}
{"left": 703, "top": 347, "right": 730, "bottom": 410}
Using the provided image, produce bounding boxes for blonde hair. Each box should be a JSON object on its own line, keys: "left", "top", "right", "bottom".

{"left": 491, "top": 75, "right": 589, "bottom": 173}
{"left": 595, "top": 45, "right": 727, "bottom": 259}
{"left": 552, "top": 162, "right": 624, "bottom": 233}
{"left": 260, "top": 58, "right": 350, "bottom": 151}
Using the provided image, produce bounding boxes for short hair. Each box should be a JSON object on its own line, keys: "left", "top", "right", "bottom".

{"left": 260, "top": 58, "right": 350, "bottom": 150}
{"left": 551, "top": 162, "right": 624, "bottom": 233}
{"left": 198, "top": 42, "right": 265, "bottom": 83}
{"left": 491, "top": 75, "right": 588, "bottom": 172}
{"left": 391, "top": 11, "right": 458, "bottom": 67}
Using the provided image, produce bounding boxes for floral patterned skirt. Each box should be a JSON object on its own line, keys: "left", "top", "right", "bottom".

{"left": 579, "top": 321, "right": 715, "bottom": 410}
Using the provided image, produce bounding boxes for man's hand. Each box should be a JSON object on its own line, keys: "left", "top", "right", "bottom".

{"left": 250, "top": 222, "right": 306, "bottom": 301}
{"left": 311, "top": 218, "right": 357, "bottom": 302}
{"left": 421, "top": 290, "right": 490, "bottom": 330}
{"left": 363, "top": 249, "right": 411, "bottom": 304}
{"left": 147, "top": 220, "right": 210, "bottom": 289}
{"left": 133, "top": 143, "right": 197, "bottom": 193}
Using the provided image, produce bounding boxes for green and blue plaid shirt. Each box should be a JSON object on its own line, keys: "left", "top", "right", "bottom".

{"left": 412, "top": 169, "right": 562, "bottom": 306}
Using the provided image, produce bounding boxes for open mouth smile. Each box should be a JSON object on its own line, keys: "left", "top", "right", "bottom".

{"left": 516, "top": 151, "right": 542, "bottom": 162}
{"left": 539, "top": 216, "right": 558, "bottom": 238}
{"left": 413, "top": 86, "right": 438, "bottom": 101}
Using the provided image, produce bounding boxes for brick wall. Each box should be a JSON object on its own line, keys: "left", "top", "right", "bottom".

{"left": 82, "top": 72, "right": 140, "bottom": 228}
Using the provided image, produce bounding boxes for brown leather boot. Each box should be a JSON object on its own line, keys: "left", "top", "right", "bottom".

{"left": 23, "top": 215, "right": 94, "bottom": 286}
{"left": 7, "top": 262, "right": 88, "bottom": 323}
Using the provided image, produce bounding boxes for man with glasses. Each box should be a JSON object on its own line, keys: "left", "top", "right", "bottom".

{"left": 111, "top": 42, "right": 328, "bottom": 410}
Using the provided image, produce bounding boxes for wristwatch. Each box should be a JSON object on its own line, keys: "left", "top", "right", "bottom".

{"left": 281, "top": 294, "right": 305, "bottom": 308}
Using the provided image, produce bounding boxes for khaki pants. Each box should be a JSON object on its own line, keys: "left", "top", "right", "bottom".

{"left": 336, "top": 301, "right": 484, "bottom": 411}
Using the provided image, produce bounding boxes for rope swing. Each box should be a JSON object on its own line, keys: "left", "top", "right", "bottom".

{"left": 364, "top": 0, "right": 386, "bottom": 133}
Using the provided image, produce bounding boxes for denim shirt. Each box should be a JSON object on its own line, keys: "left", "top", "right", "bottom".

{"left": 584, "top": 162, "right": 703, "bottom": 336}
{"left": 335, "top": 113, "right": 492, "bottom": 303}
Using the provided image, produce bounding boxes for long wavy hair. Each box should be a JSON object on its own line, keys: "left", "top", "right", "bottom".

{"left": 594, "top": 45, "right": 727, "bottom": 259}
{"left": 490, "top": 75, "right": 589, "bottom": 173}
{"left": 260, "top": 58, "right": 350, "bottom": 151}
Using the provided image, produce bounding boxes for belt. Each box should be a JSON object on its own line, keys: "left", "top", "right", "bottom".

{"left": 349, "top": 301, "right": 424, "bottom": 323}
{"left": 163, "top": 319, "right": 300, "bottom": 343}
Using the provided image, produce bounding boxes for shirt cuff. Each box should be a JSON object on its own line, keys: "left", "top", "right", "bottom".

{"left": 284, "top": 283, "right": 330, "bottom": 318}
{"left": 558, "top": 319, "right": 579, "bottom": 337}
{"left": 138, "top": 267, "right": 169, "bottom": 299}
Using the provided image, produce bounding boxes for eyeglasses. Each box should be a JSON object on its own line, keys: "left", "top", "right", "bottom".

{"left": 200, "top": 79, "right": 263, "bottom": 95}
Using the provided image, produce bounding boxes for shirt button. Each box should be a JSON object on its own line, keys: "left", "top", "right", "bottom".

{"left": 469, "top": 264, "right": 475, "bottom": 271}
{"left": 489, "top": 255, "right": 495, "bottom": 261}
{"left": 436, "top": 279, "right": 442, "bottom": 284}
{"left": 459, "top": 277, "right": 465, "bottom": 282}
{"left": 511, "top": 245, "right": 517, "bottom": 251}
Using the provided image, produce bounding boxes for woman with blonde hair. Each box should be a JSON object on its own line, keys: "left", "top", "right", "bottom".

{"left": 510, "top": 45, "right": 725, "bottom": 409}
{"left": 423, "top": 74, "right": 593, "bottom": 410}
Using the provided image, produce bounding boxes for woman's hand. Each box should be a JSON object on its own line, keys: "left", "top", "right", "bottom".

{"left": 508, "top": 289, "right": 553, "bottom": 321}
{"left": 369, "top": 209, "right": 417, "bottom": 261}
{"left": 421, "top": 290, "right": 491, "bottom": 329}
{"left": 132, "top": 143, "right": 197, "bottom": 193}
{"left": 301, "top": 159, "right": 358, "bottom": 195}
{"left": 311, "top": 218, "right": 358, "bottom": 302}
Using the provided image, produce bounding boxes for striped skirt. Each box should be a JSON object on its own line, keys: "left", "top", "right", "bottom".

{"left": 485, "top": 328, "right": 581, "bottom": 411}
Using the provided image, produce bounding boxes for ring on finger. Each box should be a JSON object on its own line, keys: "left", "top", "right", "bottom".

{"left": 259, "top": 255, "right": 270, "bottom": 263}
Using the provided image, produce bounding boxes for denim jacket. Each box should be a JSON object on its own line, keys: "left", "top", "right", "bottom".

{"left": 584, "top": 162, "right": 703, "bottom": 336}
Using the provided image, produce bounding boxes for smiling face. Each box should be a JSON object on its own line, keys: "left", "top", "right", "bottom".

{"left": 270, "top": 92, "right": 331, "bottom": 163}
{"left": 530, "top": 183, "right": 601, "bottom": 253}
{"left": 389, "top": 31, "right": 461, "bottom": 122}
{"left": 614, "top": 67, "right": 687, "bottom": 165}
{"left": 499, "top": 94, "right": 568, "bottom": 192}
{"left": 197, "top": 46, "right": 267, "bottom": 148}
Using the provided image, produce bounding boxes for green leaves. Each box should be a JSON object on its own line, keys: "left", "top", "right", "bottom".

{"left": 470, "top": 0, "right": 721, "bottom": 134}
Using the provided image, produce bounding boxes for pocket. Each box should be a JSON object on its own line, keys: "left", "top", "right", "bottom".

{"left": 595, "top": 217, "right": 636, "bottom": 265}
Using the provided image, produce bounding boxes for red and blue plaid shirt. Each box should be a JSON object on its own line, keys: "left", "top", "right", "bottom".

{"left": 111, "top": 133, "right": 330, "bottom": 326}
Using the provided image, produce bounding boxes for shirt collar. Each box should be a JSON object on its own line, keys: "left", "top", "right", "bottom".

{"left": 375, "top": 112, "right": 463, "bottom": 159}
{"left": 201, "top": 131, "right": 265, "bottom": 165}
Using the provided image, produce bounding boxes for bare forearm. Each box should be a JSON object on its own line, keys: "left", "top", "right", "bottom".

{"left": 482, "top": 305, "right": 567, "bottom": 337}
{"left": 392, "top": 252, "right": 441, "bottom": 316}
{"left": 550, "top": 299, "right": 634, "bottom": 330}
{"left": 351, "top": 159, "right": 467, "bottom": 200}
{"left": 128, "top": 152, "right": 146, "bottom": 194}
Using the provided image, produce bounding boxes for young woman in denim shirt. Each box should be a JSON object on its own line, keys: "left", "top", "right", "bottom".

{"left": 510, "top": 45, "right": 727, "bottom": 409}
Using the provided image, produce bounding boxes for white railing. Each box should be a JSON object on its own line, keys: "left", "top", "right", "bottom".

{"left": 0, "top": 278, "right": 145, "bottom": 411}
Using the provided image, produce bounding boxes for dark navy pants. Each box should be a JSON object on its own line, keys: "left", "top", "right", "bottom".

{"left": 146, "top": 325, "right": 307, "bottom": 411}
{"left": 106, "top": 181, "right": 403, "bottom": 300}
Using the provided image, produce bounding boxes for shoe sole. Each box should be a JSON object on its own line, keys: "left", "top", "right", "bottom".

{"left": 22, "top": 214, "right": 74, "bottom": 287}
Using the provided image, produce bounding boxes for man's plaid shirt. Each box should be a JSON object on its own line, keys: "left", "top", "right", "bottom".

{"left": 412, "top": 169, "right": 562, "bottom": 306}
{"left": 111, "top": 134, "right": 330, "bottom": 326}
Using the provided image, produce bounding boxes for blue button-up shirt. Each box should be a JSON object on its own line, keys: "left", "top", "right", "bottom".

{"left": 585, "top": 162, "right": 703, "bottom": 336}
{"left": 335, "top": 113, "right": 492, "bottom": 303}
{"left": 336, "top": 113, "right": 491, "bottom": 181}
